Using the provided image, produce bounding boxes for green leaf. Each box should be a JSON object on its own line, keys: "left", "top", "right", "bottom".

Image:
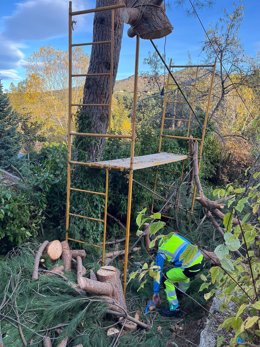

{"left": 224, "top": 232, "right": 241, "bottom": 251}
{"left": 136, "top": 230, "right": 143, "bottom": 237}
{"left": 236, "top": 304, "right": 247, "bottom": 318}
{"left": 136, "top": 208, "right": 147, "bottom": 227}
{"left": 199, "top": 282, "right": 210, "bottom": 292}
{"left": 210, "top": 266, "right": 220, "bottom": 284}
{"left": 216, "top": 336, "right": 225, "bottom": 347}
{"left": 234, "top": 188, "right": 245, "bottom": 194}
{"left": 179, "top": 244, "right": 198, "bottom": 266}
{"left": 235, "top": 197, "right": 248, "bottom": 213}
{"left": 252, "top": 301, "right": 260, "bottom": 310}
{"left": 244, "top": 316, "right": 259, "bottom": 330}
{"left": 151, "top": 212, "right": 161, "bottom": 219}
{"left": 220, "top": 258, "right": 234, "bottom": 272}
{"left": 204, "top": 291, "right": 214, "bottom": 300}
{"left": 215, "top": 244, "right": 229, "bottom": 260}
{"left": 200, "top": 274, "right": 207, "bottom": 282}
{"left": 149, "top": 221, "right": 166, "bottom": 235}
{"left": 142, "top": 263, "right": 148, "bottom": 270}
{"left": 223, "top": 213, "right": 233, "bottom": 232}
{"left": 253, "top": 172, "right": 260, "bottom": 179}
{"left": 128, "top": 271, "right": 138, "bottom": 283}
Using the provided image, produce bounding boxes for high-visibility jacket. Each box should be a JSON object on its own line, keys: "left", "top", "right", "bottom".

{"left": 153, "top": 233, "right": 203, "bottom": 294}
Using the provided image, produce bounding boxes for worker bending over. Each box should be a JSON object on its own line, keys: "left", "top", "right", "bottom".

{"left": 152, "top": 233, "right": 204, "bottom": 316}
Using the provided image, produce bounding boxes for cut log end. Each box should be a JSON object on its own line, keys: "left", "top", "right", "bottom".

{"left": 46, "top": 240, "right": 62, "bottom": 261}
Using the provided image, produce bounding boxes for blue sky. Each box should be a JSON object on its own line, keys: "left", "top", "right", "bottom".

{"left": 0, "top": 0, "right": 259, "bottom": 90}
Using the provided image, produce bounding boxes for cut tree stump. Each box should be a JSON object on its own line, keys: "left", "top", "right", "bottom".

{"left": 124, "top": 0, "right": 173, "bottom": 39}
{"left": 46, "top": 240, "right": 62, "bottom": 261}
{"left": 97, "top": 266, "right": 127, "bottom": 313}
{"left": 61, "top": 241, "right": 72, "bottom": 271}
{"left": 77, "top": 257, "right": 113, "bottom": 297}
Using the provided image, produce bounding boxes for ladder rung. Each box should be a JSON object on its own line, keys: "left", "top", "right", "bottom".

{"left": 71, "top": 73, "right": 110, "bottom": 77}
{"left": 71, "top": 40, "right": 111, "bottom": 47}
{"left": 170, "top": 64, "right": 214, "bottom": 68}
{"left": 70, "top": 131, "right": 131, "bottom": 139}
{"left": 71, "top": 4, "right": 125, "bottom": 16}
{"left": 70, "top": 187, "right": 106, "bottom": 196}
{"left": 69, "top": 213, "right": 104, "bottom": 223}
{"left": 67, "top": 237, "right": 102, "bottom": 249}
{"left": 71, "top": 103, "right": 109, "bottom": 107}
{"left": 162, "top": 135, "right": 201, "bottom": 141}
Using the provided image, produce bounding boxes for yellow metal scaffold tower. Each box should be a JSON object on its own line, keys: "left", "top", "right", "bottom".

{"left": 65, "top": 2, "right": 216, "bottom": 293}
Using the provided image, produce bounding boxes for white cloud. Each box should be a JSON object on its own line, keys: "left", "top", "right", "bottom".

{"left": 3, "top": 0, "right": 87, "bottom": 41}
{"left": 0, "top": 69, "right": 21, "bottom": 80}
{"left": 0, "top": 0, "right": 88, "bottom": 81}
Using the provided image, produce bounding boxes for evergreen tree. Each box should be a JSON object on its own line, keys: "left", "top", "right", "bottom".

{"left": 0, "top": 81, "right": 21, "bottom": 168}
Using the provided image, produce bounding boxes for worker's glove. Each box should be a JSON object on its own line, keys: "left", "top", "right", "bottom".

{"left": 152, "top": 293, "right": 161, "bottom": 305}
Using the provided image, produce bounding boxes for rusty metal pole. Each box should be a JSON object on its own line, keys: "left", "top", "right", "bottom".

{"left": 102, "top": 169, "right": 109, "bottom": 264}
{"left": 65, "top": 1, "right": 73, "bottom": 241}
{"left": 123, "top": 36, "right": 140, "bottom": 295}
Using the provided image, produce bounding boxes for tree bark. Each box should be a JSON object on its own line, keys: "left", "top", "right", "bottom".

{"left": 77, "top": 0, "right": 124, "bottom": 161}
{"left": 71, "top": 250, "right": 86, "bottom": 258}
{"left": 57, "top": 337, "right": 68, "bottom": 347}
{"left": 32, "top": 241, "right": 49, "bottom": 280}
{"left": 125, "top": 1, "right": 172, "bottom": 39}
{"left": 43, "top": 336, "right": 52, "bottom": 347}
{"left": 77, "top": 256, "right": 113, "bottom": 296}
{"left": 77, "top": 0, "right": 172, "bottom": 161}
{"left": 61, "top": 241, "right": 72, "bottom": 272}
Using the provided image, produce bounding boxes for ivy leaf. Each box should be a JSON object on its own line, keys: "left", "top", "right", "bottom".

{"left": 179, "top": 244, "right": 198, "bottom": 266}
{"left": 220, "top": 258, "right": 234, "bottom": 272}
{"left": 149, "top": 221, "right": 166, "bottom": 235}
{"left": 128, "top": 271, "right": 138, "bottom": 283}
{"left": 200, "top": 274, "right": 207, "bottom": 282}
{"left": 223, "top": 212, "right": 233, "bottom": 232}
{"left": 215, "top": 244, "right": 229, "bottom": 260}
{"left": 142, "top": 263, "right": 148, "bottom": 270}
{"left": 244, "top": 316, "right": 259, "bottom": 330}
{"left": 224, "top": 232, "right": 241, "bottom": 251}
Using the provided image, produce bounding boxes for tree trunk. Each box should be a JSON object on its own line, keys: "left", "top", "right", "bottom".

{"left": 76, "top": 0, "right": 171, "bottom": 161}
{"left": 77, "top": 0, "right": 124, "bottom": 161}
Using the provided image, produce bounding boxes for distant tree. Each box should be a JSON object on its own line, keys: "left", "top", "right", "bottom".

{"left": 0, "top": 81, "right": 21, "bottom": 168}
{"left": 9, "top": 46, "right": 89, "bottom": 140}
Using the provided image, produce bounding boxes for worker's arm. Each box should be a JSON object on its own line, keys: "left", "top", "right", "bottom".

{"left": 153, "top": 252, "right": 165, "bottom": 294}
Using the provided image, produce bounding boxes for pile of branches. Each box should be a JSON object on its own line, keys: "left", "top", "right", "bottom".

{"left": 0, "top": 241, "right": 150, "bottom": 347}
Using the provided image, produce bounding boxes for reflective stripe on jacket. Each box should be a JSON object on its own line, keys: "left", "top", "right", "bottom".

{"left": 158, "top": 233, "right": 203, "bottom": 269}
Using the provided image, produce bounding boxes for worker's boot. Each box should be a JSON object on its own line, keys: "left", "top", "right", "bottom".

{"left": 158, "top": 304, "right": 180, "bottom": 317}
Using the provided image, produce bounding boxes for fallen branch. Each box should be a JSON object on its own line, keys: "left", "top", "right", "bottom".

{"left": 107, "top": 309, "right": 150, "bottom": 330}
{"left": 57, "top": 337, "right": 68, "bottom": 347}
{"left": 71, "top": 250, "right": 86, "bottom": 258}
{"left": 32, "top": 241, "right": 49, "bottom": 280}
{"left": 191, "top": 141, "right": 239, "bottom": 225}
{"left": 43, "top": 336, "right": 52, "bottom": 347}
{"left": 105, "top": 247, "right": 140, "bottom": 259}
